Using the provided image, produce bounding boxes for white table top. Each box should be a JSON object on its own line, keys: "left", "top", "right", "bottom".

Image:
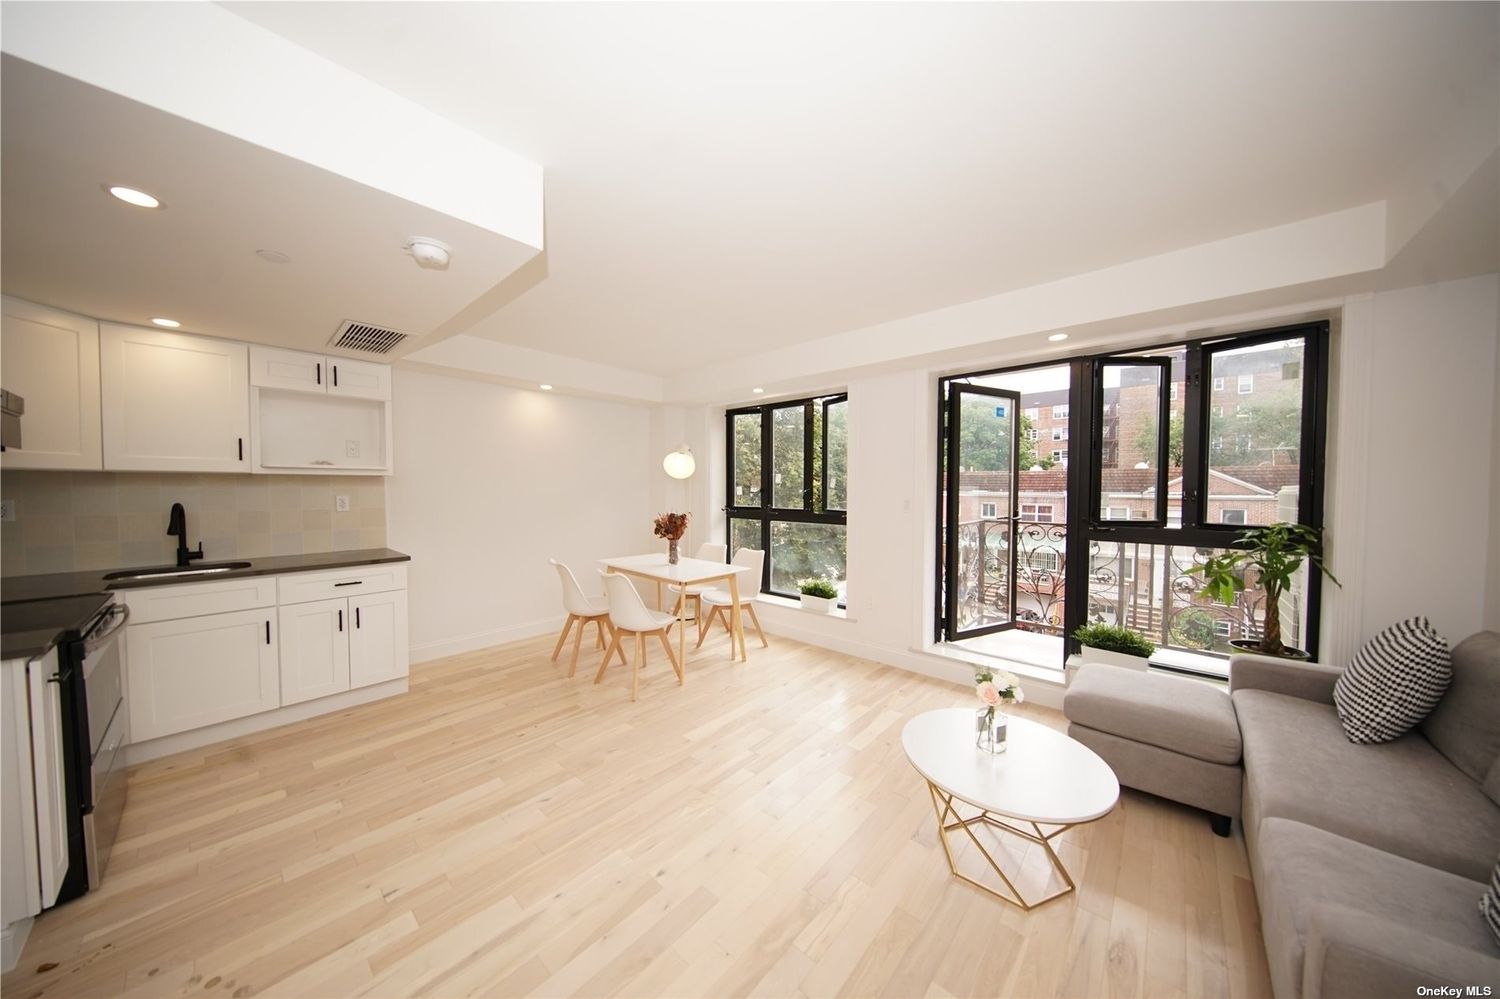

{"left": 901, "top": 708, "right": 1120, "bottom": 825}
{"left": 599, "top": 553, "right": 751, "bottom": 585}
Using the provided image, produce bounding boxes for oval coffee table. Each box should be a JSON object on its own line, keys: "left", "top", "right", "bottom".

{"left": 902, "top": 708, "right": 1120, "bottom": 910}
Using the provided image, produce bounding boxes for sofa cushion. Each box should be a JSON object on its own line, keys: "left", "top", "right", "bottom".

{"left": 1064, "top": 663, "right": 1240, "bottom": 765}
{"left": 1484, "top": 856, "right": 1500, "bottom": 948}
{"left": 1255, "top": 818, "right": 1495, "bottom": 999}
{"left": 1332, "top": 616, "right": 1451, "bottom": 743}
{"left": 1234, "top": 688, "right": 1500, "bottom": 882}
{"left": 1422, "top": 631, "right": 1500, "bottom": 784}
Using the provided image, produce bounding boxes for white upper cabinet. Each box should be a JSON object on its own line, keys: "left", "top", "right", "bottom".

{"left": 100, "top": 324, "right": 251, "bottom": 473}
{"left": 0, "top": 296, "right": 103, "bottom": 470}
{"left": 250, "top": 346, "right": 390, "bottom": 401}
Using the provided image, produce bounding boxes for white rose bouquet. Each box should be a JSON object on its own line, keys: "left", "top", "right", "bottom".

{"left": 974, "top": 667, "right": 1023, "bottom": 729}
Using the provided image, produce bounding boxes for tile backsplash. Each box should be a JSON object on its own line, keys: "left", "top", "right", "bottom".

{"left": 0, "top": 471, "right": 386, "bottom": 576}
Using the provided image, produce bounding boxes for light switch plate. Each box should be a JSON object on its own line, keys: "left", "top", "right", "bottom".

{"left": 345, "top": 439, "right": 361, "bottom": 458}
{"left": 0, "top": 499, "right": 14, "bottom": 523}
{"left": 335, "top": 495, "right": 350, "bottom": 513}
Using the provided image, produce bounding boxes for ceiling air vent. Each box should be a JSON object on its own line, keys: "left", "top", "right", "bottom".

{"left": 329, "top": 320, "right": 411, "bottom": 355}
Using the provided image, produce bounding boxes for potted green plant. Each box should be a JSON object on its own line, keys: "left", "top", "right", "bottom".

{"left": 1187, "top": 521, "right": 1338, "bottom": 660}
{"left": 1071, "top": 622, "right": 1156, "bottom": 673}
{"left": 798, "top": 577, "right": 839, "bottom": 614}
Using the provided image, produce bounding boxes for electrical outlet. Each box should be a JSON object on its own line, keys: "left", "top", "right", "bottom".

{"left": 345, "top": 439, "right": 360, "bottom": 458}
{"left": 0, "top": 499, "right": 14, "bottom": 523}
{"left": 335, "top": 495, "right": 350, "bottom": 513}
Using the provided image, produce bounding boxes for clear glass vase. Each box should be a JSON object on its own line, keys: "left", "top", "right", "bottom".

{"left": 668, "top": 539, "right": 680, "bottom": 564}
{"left": 975, "top": 708, "right": 1008, "bottom": 754}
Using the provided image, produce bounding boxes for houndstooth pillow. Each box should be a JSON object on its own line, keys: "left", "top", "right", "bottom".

{"left": 1333, "top": 617, "right": 1452, "bottom": 744}
{"left": 1483, "top": 856, "right": 1500, "bottom": 948}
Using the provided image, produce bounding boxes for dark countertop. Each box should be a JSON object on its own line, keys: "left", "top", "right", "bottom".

{"left": 2, "top": 548, "right": 411, "bottom": 605}
{"left": 1, "top": 592, "right": 113, "bottom": 660}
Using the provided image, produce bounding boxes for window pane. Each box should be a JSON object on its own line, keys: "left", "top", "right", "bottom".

{"left": 824, "top": 399, "right": 848, "bottom": 512}
{"left": 1084, "top": 540, "right": 1309, "bottom": 656}
{"left": 732, "top": 413, "right": 762, "bottom": 507}
{"left": 729, "top": 518, "right": 761, "bottom": 562}
{"left": 1207, "top": 338, "right": 1304, "bottom": 526}
{"left": 770, "top": 521, "right": 847, "bottom": 596}
{"left": 1101, "top": 361, "right": 1163, "bottom": 521}
{"left": 771, "top": 406, "right": 805, "bottom": 508}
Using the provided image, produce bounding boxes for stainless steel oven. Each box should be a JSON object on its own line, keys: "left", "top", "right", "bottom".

{"left": 61, "top": 599, "right": 129, "bottom": 898}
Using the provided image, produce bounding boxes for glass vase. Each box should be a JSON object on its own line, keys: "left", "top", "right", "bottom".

{"left": 975, "top": 708, "right": 1008, "bottom": 754}
{"left": 668, "top": 538, "right": 680, "bottom": 564}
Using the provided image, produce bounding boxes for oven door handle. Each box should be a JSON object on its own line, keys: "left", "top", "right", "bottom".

{"left": 83, "top": 604, "right": 130, "bottom": 655}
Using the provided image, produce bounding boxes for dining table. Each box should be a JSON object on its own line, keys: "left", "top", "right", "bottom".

{"left": 598, "top": 553, "right": 753, "bottom": 675}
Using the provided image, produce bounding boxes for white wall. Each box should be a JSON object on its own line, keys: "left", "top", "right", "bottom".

{"left": 386, "top": 368, "right": 655, "bottom": 661}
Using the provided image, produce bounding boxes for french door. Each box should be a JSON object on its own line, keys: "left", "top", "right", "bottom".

{"left": 943, "top": 383, "right": 1021, "bottom": 640}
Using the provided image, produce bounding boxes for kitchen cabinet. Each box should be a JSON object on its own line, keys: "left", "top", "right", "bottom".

{"left": 99, "top": 324, "right": 250, "bottom": 473}
{"left": 249, "top": 346, "right": 393, "bottom": 475}
{"left": 1, "top": 648, "right": 67, "bottom": 936}
{"left": 278, "top": 597, "right": 350, "bottom": 706}
{"left": 0, "top": 296, "right": 102, "bottom": 470}
{"left": 349, "top": 590, "right": 409, "bottom": 688}
{"left": 127, "top": 609, "right": 279, "bottom": 742}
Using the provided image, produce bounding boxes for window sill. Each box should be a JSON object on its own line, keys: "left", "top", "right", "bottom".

{"left": 756, "top": 592, "right": 851, "bottom": 621}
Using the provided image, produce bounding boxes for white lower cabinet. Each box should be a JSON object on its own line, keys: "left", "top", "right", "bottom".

{"left": 128, "top": 609, "right": 279, "bottom": 742}
{"left": 349, "top": 590, "right": 409, "bottom": 688}
{"left": 124, "top": 564, "right": 409, "bottom": 750}
{"left": 1, "top": 648, "right": 68, "bottom": 934}
{"left": 278, "top": 598, "right": 350, "bottom": 706}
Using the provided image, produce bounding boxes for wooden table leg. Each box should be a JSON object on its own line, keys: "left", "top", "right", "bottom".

{"left": 677, "top": 585, "right": 687, "bottom": 681}
{"left": 727, "top": 574, "right": 747, "bottom": 662}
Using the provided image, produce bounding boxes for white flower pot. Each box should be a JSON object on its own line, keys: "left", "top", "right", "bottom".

{"left": 800, "top": 594, "right": 835, "bottom": 614}
{"left": 1079, "top": 646, "right": 1150, "bottom": 672}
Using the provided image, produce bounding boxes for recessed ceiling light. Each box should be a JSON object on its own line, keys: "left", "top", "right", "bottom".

{"left": 538, "top": 384, "right": 553, "bottom": 391}
{"left": 255, "top": 249, "right": 291, "bottom": 264}
{"left": 752, "top": 387, "right": 765, "bottom": 394}
{"left": 1048, "top": 333, "right": 1069, "bottom": 342}
{"left": 105, "top": 185, "right": 162, "bottom": 209}
{"left": 150, "top": 317, "right": 181, "bottom": 328}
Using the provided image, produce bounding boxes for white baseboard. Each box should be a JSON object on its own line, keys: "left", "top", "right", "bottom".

{"left": 124, "top": 679, "right": 408, "bottom": 766}
{"left": 1, "top": 918, "right": 32, "bottom": 973}
{"left": 409, "top": 616, "right": 562, "bottom": 664}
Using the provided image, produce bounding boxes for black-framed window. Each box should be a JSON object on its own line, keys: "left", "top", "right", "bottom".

{"left": 935, "top": 321, "right": 1329, "bottom": 661}
{"left": 726, "top": 394, "right": 847, "bottom": 599}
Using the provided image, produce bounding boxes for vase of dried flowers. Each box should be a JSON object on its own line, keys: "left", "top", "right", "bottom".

{"left": 654, "top": 512, "right": 690, "bottom": 564}
{"left": 973, "top": 667, "right": 1023, "bottom": 754}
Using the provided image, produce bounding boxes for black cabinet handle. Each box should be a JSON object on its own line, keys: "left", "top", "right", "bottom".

{"left": 316, "top": 362, "right": 322, "bottom": 385}
{"left": 338, "top": 609, "right": 343, "bottom": 632}
{"left": 238, "top": 437, "right": 244, "bottom": 461}
{"left": 332, "top": 365, "right": 338, "bottom": 388}
{"left": 356, "top": 607, "right": 361, "bottom": 629}
{"left": 265, "top": 621, "right": 271, "bottom": 645}
{"left": 334, "top": 581, "right": 362, "bottom": 587}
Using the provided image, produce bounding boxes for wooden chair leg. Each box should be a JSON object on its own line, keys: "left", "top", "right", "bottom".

{"left": 596, "top": 630, "right": 623, "bottom": 684}
{"left": 551, "top": 614, "right": 576, "bottom": 662}
{"left": 634, "top": 633, "right": 645, "bottom": 701}
{"left": 746, "top": 604, "right": 769, "bottom": 648}
{"left": 696, "top": 606, "right": 721, "bottom": 649}
{"left": 595, "top": 618, "right": 606, "bottom": 649}
{"left": 656, "top": 629, "right": 683, "bottom": 684}
{"left": 568, "top": 616, "right": 586, "bottom": 676}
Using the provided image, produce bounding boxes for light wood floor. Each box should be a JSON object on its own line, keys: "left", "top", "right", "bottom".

{"left": 2, "top": 631, "right": 1273, "bottom": 999}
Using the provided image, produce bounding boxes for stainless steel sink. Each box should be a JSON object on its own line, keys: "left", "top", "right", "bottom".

{"left": 103, "top": 561, "right": 253, "bottom": 581}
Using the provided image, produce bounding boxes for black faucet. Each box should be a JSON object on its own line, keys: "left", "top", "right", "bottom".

{"left": 166, "top": 502, "right": 204, "bottom": 567}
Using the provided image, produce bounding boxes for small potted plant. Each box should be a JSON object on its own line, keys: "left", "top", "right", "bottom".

{"left": 1187, "top": 521, "right": 1339, "bottom": 660}
{"left": 1071, "top": 622, "right": 1156, "bottom": 673}
{"left": 798, "top": 577, "right": 839, "bottom": 614}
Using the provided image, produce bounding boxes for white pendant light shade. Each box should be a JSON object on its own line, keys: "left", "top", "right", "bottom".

{"left": 663, "top": 447, "right": 696, "bottom": 480}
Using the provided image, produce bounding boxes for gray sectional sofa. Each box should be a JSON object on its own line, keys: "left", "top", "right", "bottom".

{"left": 1231, "top": 631, "right": 1499, "bottom": 998}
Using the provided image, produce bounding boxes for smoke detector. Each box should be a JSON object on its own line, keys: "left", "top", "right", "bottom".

{"left": 404, "top": 237, "right": 451, "bottom": 270}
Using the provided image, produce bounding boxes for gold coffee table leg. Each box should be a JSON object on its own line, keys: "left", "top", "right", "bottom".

{"left": 924, "top": 781, "right": 1079, "bottom": 911}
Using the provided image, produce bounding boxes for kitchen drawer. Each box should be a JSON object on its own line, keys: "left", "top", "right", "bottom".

{"left": 276, "top": 563, "right": 407, "bottom": 606}
{"left": 121, "top": 576, "right": 277, "bottom": 624}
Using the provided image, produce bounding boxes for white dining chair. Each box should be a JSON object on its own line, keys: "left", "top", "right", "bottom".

{"left": 549, "top": 558, "right": 621, "bottom": 678}
{"left": 670, "top": 542, "right": 728, "bottom": 622}
{"left": 696, "top": 547, "right": 768, "bottom": 652}
{"left": 597, "top": 572, "right": 681, "bottom": 701}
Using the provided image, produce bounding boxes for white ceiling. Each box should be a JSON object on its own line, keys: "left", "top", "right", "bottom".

{"left": 0, "top": 54, "right": 537, "bottom": 355}
{"left": 224, "top": 1, "right": 1499, "bottom": 376}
